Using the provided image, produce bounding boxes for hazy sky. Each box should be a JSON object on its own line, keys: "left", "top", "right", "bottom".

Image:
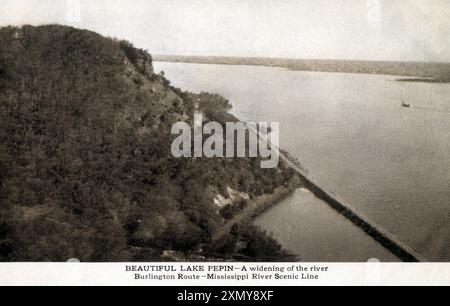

{"left": 1, "top": 0, "right": 450, "bottom": 62}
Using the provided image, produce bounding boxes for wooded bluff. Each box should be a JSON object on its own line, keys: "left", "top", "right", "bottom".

{"left": 0, "top": 25, "right": 298, "bottom": 261}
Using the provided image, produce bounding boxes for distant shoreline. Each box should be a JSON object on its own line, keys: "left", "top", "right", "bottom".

{"left": 396, "top": 77, "right": 448, "bottom": 83}
{"left": 154, "top": 55, "right": 450, "bottom": 84}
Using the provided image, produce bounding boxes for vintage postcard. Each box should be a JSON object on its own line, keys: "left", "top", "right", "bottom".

{"left": 0, "top": 0, "right": 449, "bottom": 291}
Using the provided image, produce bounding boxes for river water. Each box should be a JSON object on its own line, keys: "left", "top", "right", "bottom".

{"left": 154, "top": 62, "right": 450, "bottom": 262}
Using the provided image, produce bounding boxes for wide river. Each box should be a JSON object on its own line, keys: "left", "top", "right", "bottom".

{"left": 155, "top": 62, "right": 450, "bottom": 262}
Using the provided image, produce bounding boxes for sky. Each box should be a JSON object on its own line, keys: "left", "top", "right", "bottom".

{"left": 1, "top": 0, "right": 450, "bottom": 62}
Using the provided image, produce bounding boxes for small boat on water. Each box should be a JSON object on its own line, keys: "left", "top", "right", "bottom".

{"left": 402, "top": 101, "right": 410, "bottom": 108}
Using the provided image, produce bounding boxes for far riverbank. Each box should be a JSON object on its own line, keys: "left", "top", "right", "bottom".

{"left": 154, "top": 56, "right": 450, "bottom": 83}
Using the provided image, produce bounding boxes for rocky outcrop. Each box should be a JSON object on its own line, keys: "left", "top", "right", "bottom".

{"left": 213, "top": 186, "right": 250, "bottom": 208}
{"left": 120, "top": 41, "right": 154, "bottom": 77}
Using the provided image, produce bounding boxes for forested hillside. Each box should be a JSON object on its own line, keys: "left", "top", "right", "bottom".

{"left": 0, "top": 25, "right": 297, "bottom": 261}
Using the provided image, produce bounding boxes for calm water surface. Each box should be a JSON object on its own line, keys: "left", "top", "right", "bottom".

{"left": 155, "top": 62, "right": 450, "bottom": 261}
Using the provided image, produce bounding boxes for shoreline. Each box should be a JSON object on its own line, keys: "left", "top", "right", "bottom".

{"left": 211, "top": 175, "right": 302, "bottom": 243}
{"left": 168, "top": 68, "right": 431, "bottom": 262}
{"left": 397, "top": 77, "right": 450, "bottom": 83}
{"left": 278, "top": 152, "right": 429, "bottom": 262}
{"left": 154, "top": 57, "right": 450, "bottom": 84}
{"left": 231, "top": 120, "right": 428, "bottom": 262}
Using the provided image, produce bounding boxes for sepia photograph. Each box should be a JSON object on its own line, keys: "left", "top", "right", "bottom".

{"left": 0, "top": 0, "right": 449, "bottom": 288}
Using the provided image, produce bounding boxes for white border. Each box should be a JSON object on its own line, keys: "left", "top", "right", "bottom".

{"left": 0, "top": 263, "right": 449, "bottom": 286}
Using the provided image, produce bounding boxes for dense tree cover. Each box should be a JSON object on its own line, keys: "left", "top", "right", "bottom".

{"left": 0, "top": 25, "right": 295, "bottom": 261}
